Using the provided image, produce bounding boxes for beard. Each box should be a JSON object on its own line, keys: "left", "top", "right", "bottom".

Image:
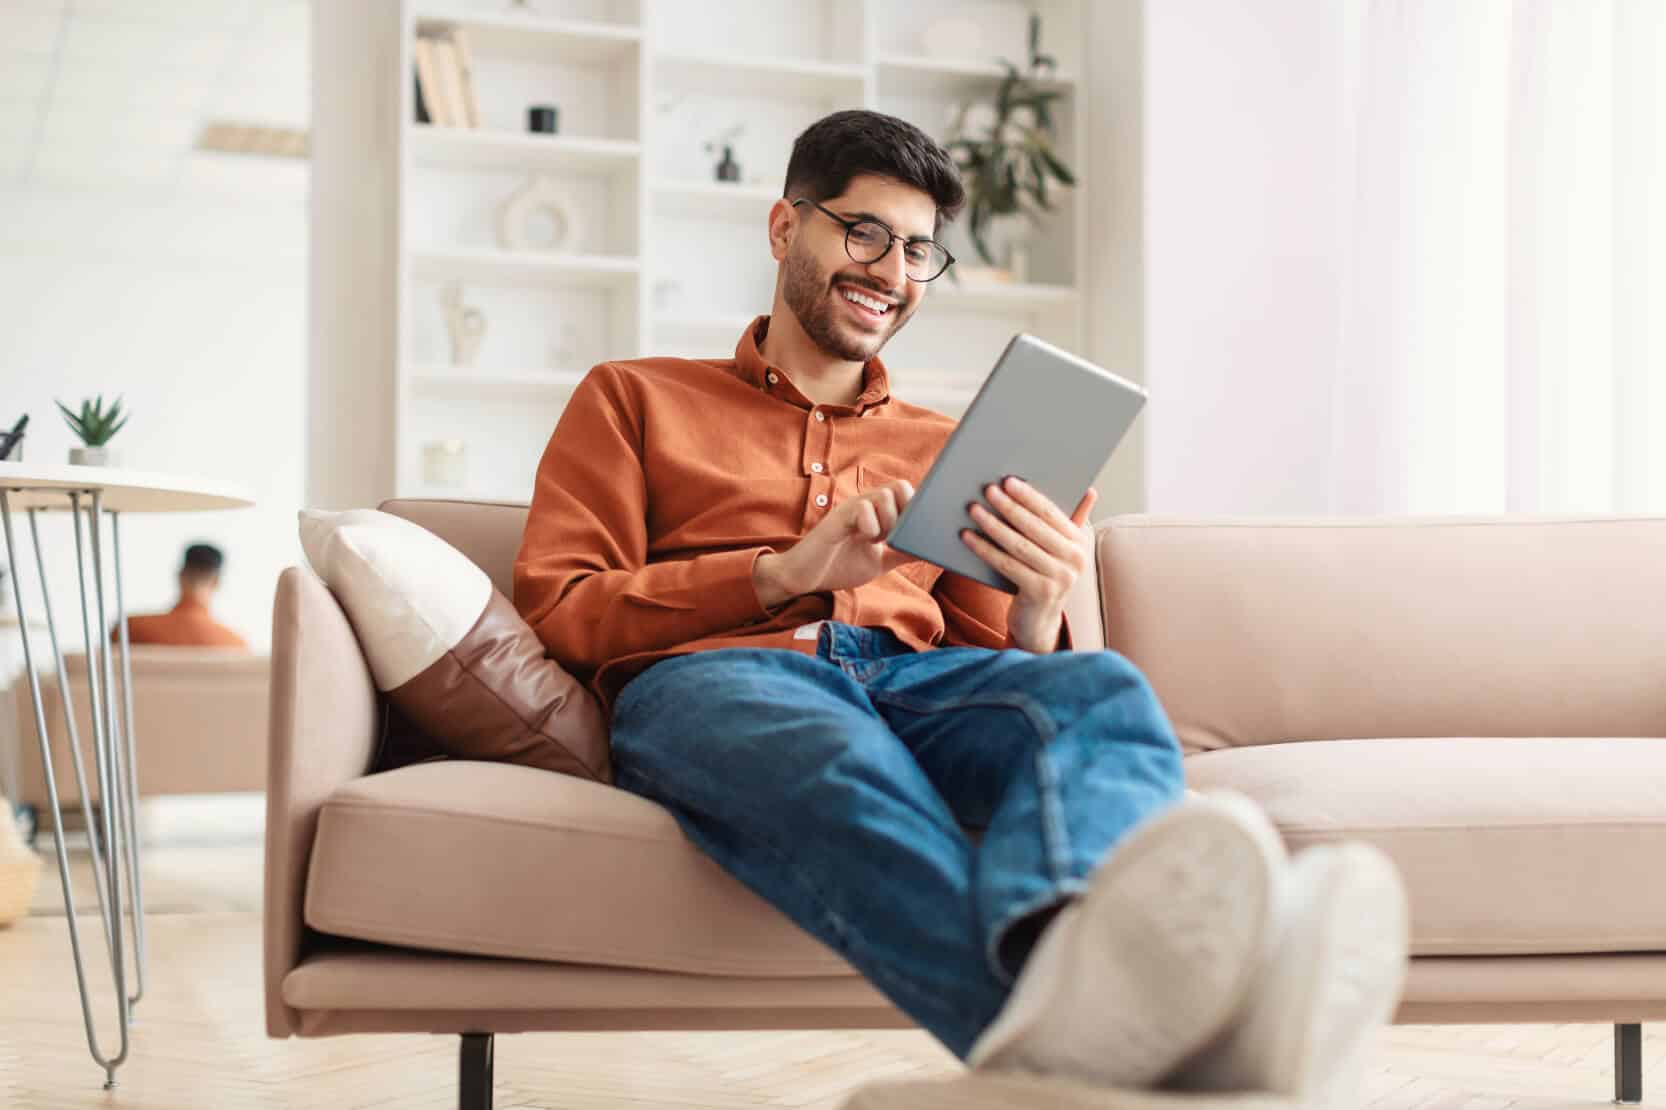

{"left": 781, "top": 246, "right": 910, "bottom": 363}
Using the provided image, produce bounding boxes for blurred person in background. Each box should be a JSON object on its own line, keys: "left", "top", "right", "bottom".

{"left": 115, "top": 543, "right": 247, "bottom": 649}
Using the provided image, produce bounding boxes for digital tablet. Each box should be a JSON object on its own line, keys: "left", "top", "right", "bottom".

{"left": 886, "top": 333, "right": 1146, "bottom": 593}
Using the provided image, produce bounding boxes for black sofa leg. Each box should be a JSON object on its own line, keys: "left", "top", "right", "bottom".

{"left": 460, "top": 1033, "right": 493, "bottom": 1110}
{"left": 1615, "top": 1023, "right": 1642, "bottom": 1104}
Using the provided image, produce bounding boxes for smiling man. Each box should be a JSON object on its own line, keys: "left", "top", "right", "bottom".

{"left": 513, "top": 110, "right": 1408, "bottom": 1100}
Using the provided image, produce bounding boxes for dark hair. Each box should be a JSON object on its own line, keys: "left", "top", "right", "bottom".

{"left": 182, "top": 543, "right": 224, "bottom": 577}
{"left": 784, "top": 110, "right": 964, "bottom": 229}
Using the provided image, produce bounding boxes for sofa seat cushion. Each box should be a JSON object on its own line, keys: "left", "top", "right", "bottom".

{"left": 1186, "top": 737, "right": 1666, "bottom": 957}
{"left": 303, "top": 760, "right": 855, "bottom": 977}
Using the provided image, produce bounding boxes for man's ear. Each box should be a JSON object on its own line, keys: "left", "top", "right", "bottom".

{"left": 767, "top": 198, "right": 795, "bottom": 263}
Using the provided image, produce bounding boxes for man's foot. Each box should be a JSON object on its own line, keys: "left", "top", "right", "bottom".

{"left": 1164, "top": 841, "right": 1409, "bottom": 1103}
{"left": 967, "top": 792, "right": 1287, "bottom": 1089}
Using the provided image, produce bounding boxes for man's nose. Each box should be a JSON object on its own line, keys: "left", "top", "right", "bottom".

{"left": 865, "top": 243, "right": 908, "bottom": 291}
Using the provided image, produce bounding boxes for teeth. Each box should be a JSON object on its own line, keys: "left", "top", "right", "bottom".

{"left": 842, "top": 288, "right": 890, "bottom": 314}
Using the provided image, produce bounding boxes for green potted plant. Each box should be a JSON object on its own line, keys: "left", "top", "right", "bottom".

{"left": 56, "top": 394, "right": 128, "bottom": 467}
{"left": 944, "top": 13, "right": 1076, "bottom": 281}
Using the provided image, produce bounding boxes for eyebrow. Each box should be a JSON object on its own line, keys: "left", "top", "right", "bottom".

{"left": 840, "top": 208, "right": 937, "bottom": 243}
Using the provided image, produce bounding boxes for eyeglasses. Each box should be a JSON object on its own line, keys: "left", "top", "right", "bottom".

{"left": 790, "top": 198, "right": 955, "bottom": 282}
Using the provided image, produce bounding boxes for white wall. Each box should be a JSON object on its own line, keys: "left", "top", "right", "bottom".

{"left": 1143, "top": 0, "right": 1349, "bottom": 513}
{"left": 0, "top": 180, "right": 308, "bottom": 651}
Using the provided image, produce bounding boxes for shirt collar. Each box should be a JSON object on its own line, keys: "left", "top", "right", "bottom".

{"left": 734, "top": 314, "right": 892, "bottom": 412}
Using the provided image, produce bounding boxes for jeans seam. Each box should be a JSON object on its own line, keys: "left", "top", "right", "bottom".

{"left": 869, "top": 688, "right": 1071, "bottom": 879}
{"left": 868, "top": 685, "right": 1082, "bottom": 981}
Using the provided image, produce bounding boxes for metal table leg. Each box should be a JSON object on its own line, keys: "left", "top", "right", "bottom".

{"left": 1, "top": 488, "right": 139, "bottom": 1088}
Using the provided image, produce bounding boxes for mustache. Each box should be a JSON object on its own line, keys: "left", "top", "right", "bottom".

{"left": 830, "top": 274, "right": 901, "bottom": 301}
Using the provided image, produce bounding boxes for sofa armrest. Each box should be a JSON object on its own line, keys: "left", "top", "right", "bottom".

{"left": 1063, "top": 522, "right": 1107, "bottom": 653}
{"left": 264, "top": 566, "right": 379, "bottom": 1038}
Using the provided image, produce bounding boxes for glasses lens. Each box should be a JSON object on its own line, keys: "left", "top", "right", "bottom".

{"left": 844, "top": 221, "right": 890, "bottom": 263}
{"left": 904, "top": 242, "right": 951, "bottom": 281}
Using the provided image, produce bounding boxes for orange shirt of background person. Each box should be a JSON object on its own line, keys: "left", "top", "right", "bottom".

{"left": 114, "top": 543, "right": 249, "bottom": 650}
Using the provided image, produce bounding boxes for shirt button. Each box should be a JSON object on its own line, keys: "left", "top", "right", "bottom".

{"left": 767, "top": 372, "right": 779, "bottom": 385}
{"left": 815, "top": 494, "right": 829, "bottom": 507}
{"left": 814, "top": 411, "right": 826, "bottom": 422}
{"left": 811, "top": 462, "right": 824, "bottom": 473}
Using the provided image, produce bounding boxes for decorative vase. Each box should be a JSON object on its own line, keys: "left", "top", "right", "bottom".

{"left": 497, "top": 176, "right": 580, "bottom": 253}
{"left": 422, "top": 440, "right": 468, "bottom": 488}
{"left": 439, "top": 283, "right": 487, "bottom": 368}
{"left": 68, "top": 446, "right": 112, "bottom": 466}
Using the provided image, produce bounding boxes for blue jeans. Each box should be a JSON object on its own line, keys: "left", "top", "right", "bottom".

{"left": 610, "top": 622, "right": 1186, "bottom": 1059}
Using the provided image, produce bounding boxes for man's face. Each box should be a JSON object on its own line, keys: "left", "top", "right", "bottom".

{"left": 779, "top": 174, "right": 937, "bottom": 363}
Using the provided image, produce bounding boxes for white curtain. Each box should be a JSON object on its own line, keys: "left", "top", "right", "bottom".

{"left": 1327, "top": 0, "right": 1666, "bottom": 514}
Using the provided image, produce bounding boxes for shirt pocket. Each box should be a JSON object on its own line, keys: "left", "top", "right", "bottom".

{"left": 857, "top": 463, "right": 921, "bottom": 492}
{"left": 856, "top": 465, "right": 941, "bottom": 592}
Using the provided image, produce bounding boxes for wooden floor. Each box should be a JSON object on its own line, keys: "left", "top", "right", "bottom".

{"left": 1, "top": 819, "right": 1662, "bottom": 1109}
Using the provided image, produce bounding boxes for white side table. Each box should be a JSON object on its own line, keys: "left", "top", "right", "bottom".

{"left": 0, "top": 462, "right": 253, "bottom": 1089}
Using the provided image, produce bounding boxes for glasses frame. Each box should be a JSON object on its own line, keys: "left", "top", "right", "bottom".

{"left": 790, "top": 198, "right": 956, "bottom": 283}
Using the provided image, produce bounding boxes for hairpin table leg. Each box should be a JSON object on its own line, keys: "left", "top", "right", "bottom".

{"left": 1, "top": 488, "right": 132, "bottom": 1088}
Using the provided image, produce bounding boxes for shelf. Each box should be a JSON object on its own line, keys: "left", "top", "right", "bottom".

{"left": 654, "top": 50, "right": 867, "bottom": 101}
{"left": 409, "top": 126, "right": 640, "bottom": 174}
{"left": 410, "top": 247, "right": 639, "bottom": 290}
{"left": 930, "top": 281, "right": 1079, "bottom": 311}
{"left": 876, "top": 55, "right": 1076, "bottom": 99}
{"left": 409, "top": 367, "right": 588, "bottom": 395}
{"left": 652, "top": 179, "right": 780, "bottom": 220}
{"left": 413, "top": 8, "right": 640, "bottom": 64}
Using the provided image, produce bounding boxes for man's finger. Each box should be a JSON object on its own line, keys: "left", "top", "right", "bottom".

{"left": 1070, "top": 488, "right": 1098, "bottom": 527}
{"left": 852, "top": 500, "right": 881, "bottom": 540}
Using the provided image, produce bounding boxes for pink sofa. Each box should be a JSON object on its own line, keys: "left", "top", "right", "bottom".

{"left": 266, "top": 501, "right": 1666, "bottom": 1108}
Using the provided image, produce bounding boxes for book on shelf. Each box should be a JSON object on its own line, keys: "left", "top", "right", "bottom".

{"left": 450, "top": 28, "right": 482, "bottom": 128}
{"left": 412, "top": 29, "right": 480, "bottom": 129}
{"left": 412, "top": 35, "right": 450, "bottom": 126}
{"left": 413, "top": 70, "right": 431, "bottom": 125}
{"left": 434, "top": 36, "right": 469, "bottom": 128}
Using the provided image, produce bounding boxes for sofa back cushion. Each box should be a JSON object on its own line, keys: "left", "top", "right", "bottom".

{"left": 379, "top": 498, "right": 528, "bottom": 598}
{"left": 1098, "top": 515, "right": 1666, "bottom": 754}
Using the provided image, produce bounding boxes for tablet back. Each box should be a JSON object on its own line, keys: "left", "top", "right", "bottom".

{"left": 886, "top": 333, "right": 1146, "bottom": 593}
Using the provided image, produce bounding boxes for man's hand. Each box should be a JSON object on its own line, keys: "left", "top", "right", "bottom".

{"left": 960, "top": 478, "right": 1097, "bottom": 653}
{"left": 754, "top": 479, "right": 917, "bottom": 608}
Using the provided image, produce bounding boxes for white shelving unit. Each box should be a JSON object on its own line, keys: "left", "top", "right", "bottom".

{"left": 394, "top": 0, "right": 1086, "bottom": 503}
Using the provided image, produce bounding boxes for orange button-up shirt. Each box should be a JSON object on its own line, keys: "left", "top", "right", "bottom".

{"left": 116, "top": 598, "right": 248, "bottom": 649}
{"left": 513, "top": 316, "right": 1066, "bottom": 713}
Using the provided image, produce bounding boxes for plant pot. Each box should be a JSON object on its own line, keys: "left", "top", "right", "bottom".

{"left": 68, "top": 446, "right": 113, "bottom": 467}
{"left": 988, "top": 214, "right": 1033, "bottom": 284}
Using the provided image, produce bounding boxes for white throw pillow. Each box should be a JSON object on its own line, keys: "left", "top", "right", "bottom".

{"left": 296, "top": 508, "right": 609, "bottom": 781}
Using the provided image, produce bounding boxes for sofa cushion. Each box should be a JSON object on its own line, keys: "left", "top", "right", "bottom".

{"left": 303, "top": 760, "right": 854, "bottom": 977}
{"left": 297, "top": 508, "right": 609, "bottom": 781}
{"left": 1186, "top": 737, "right": 1666, "bottom": 956}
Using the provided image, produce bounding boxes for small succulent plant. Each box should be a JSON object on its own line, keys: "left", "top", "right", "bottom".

{"left": 56, "top": 395, "right": 129, "bottom": 447}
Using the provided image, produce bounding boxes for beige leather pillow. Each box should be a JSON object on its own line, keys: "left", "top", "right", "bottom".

{"left": 297, "top": 508, "right": 609, "bottom": 782}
